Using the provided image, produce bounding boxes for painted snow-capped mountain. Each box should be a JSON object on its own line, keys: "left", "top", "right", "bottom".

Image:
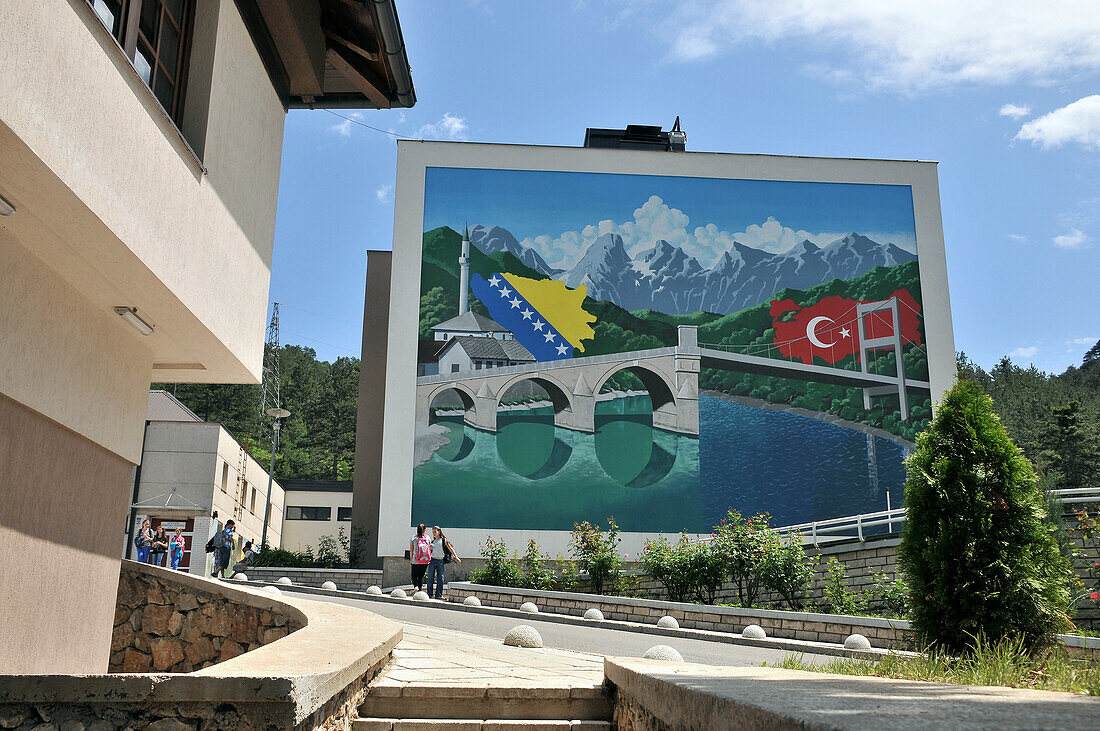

{"left": 470, "top": 225, "right": 916, "bottom": 315}
{"left": 468, "top": 225, "right": 560, "bottom": 277}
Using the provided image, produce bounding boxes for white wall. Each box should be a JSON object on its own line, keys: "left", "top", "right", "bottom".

{"left": 280, "top": 490, "right": 354, "bottom": 554}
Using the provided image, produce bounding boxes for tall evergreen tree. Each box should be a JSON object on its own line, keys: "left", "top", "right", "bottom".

{"left": 899, "top": 379, "right": 1072, "bottom": 652}
{"left": 1039, "top": 401, "right": 1100, "bottom": 491}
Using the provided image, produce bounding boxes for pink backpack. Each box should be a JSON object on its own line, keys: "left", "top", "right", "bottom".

{"left": 413, "top": 535, "right": 431, "bottom": 564}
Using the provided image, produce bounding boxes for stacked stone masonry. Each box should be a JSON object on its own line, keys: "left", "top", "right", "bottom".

{"left": 245, "top": 567, "right": 383, "bottom": 592}
{"left": 109, "top": 568, "right": 304, "bottom": 673}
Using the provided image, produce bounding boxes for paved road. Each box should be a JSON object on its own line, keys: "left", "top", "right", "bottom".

{"left": 303, "top": 591, "right": 834, "bottom": 668}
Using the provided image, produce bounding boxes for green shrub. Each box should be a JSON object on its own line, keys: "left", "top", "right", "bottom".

{"left": 519, "top": 540, "right": 557, "bottom": 591}
{"left": 899, "top": 379, "right": 1073, "bottom": 652}
{"left": 251, "top": 544, "right": 316, "bottom": 568}
{"left": 711, "top": 510, "right": 774, "bottom": 607}
{"left": 761, "top": 534, "right": 814, "bottom": 610}
{"left": 641, "top": 534, "right": 726, "bottom": 603}
{"left": 570, "top": 518, "right": 622, "bottom": 595}
{"left": 470, "top": 537, "right": 523, "bottom": 587}
{"left": 820, "top": 557, "right": 867, "bottom": 615}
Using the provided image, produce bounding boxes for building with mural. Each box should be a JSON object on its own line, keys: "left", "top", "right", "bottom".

{"left": 357, "top": 141, "right": 954, "bottom": 571}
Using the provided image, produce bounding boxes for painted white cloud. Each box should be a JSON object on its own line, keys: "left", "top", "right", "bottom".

{"left": 375, "top": 184, "right": 393, "bottom": 204}
{"left": 648, "top": 1, "right": 1100, "bottom": 92}
{"left": 1009, "top": 346, "right": 1039, "bottom": 359}
{"left": 519, "top": 195, "right": 902, "bottom": 270}
{"left": 1053, "top": 228, "right": 1089, "bottom": 249}
{"left": 1016, "top": 95, "right": 1100, "bottom": 150}
{"left": 416, "top": 113, "right": 468, "bottom": 140}
{"left": 999, "top": 104, "right": 1031, "bottom": 119}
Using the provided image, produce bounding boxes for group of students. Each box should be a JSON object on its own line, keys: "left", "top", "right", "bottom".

{"left": 409, "top": 524, "right": 461, "bottom": 599}
{"left": 133, "top": 518, "right": 187, "bottom": 570}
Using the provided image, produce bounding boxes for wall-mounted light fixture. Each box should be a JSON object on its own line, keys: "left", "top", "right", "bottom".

{"left": 114, "top": 306, "right": 154, "bottom": 335}
{"left": 0, "top": 192, "right": 15, "bottom": 216}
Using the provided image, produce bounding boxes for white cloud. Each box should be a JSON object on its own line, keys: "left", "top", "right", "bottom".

{"left": 1069, "top": 336, "right": 1098, "bottom": 346}
{"left": 375, "top": 184, "right": 393, "bottom": 204}
{"left": 520, "top": 195, "right": 896, "bottom": 270}
{"left": 1016, "top": 95, "right": 1100, "bottom": 150}
{"left": 416, "top": 113, "right": 468, "bottom": 140}
{"left": 1006, "top": 234, "right": 1028, "bottom": 243}
{"left": 327, "top": 111, "right": 363, "bottom": 137}
{"left": 1053, "top": 228, "right": 1089, "bottom": 249}
{"left": 998, "top": 104, "right": 1031, "bottom": 119}
{"left": 649, "top": 1, "right": 1100, "bottom": 92}
{"left": 1009, "top": 346, "right": 1039, "bottom": 359}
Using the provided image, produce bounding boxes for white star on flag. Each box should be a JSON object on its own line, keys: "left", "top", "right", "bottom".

{"left": 521, "top": 309, "right": 533, "bottom": 320}
{"left": 532, "top": 320, "right": 544, "bottom": 331}
{"left": 488, "top": 274, "right": 501, "bottom": 287}
{"left": 498, "top": 287, "right": 511, "bottom": 298}
{"left": 555, "top": 343, "right": 568, "bottom": 355}
{"left": 509, "top": 297, "right": 521, "bottom": 308}
{"left": 543, "top": 331, "right": 555, "bottom": 343}
{"left": 840, "top": 327, "right": 851, "bottom": 338}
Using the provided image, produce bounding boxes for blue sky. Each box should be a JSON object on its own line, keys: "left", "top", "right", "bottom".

{"left": 268, "top": 1, "right": 1099, "bottom": 373}
{"left": 423, "top": 167, "right": 917, "bottom": 268}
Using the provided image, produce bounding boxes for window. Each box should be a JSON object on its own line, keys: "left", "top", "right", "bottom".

{"left": 451, "top": 363, "right": 460, "bottom": 373}
{"left": 86, "top": 0, "right": 194, "bottom": 122}
{"left": 285, "top": 506, "right": 332, "bottom": 521}
{"left": 474, "top": 361, "right": 482, "bottom": 370}
{"left": 249, "top": 487, "right": 257, "bottom": 514}
{"left": 337, "top": 507, "right": 352, "bottom": 521}
{"left": 220, "top": 461, "right": 229, "bottom": 492}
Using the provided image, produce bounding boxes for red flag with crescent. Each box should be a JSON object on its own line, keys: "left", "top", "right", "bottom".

{"left": 768, "top": 289, "right": 922, "bottom": 365}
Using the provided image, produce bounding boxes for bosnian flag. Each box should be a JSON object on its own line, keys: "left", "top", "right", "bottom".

{"left": 469, "top": 272, "right": 596, "bottom": 362}
{"left": 769, "top": 289, "right": 923, "bottom": 366}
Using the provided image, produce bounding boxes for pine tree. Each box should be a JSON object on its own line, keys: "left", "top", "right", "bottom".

{"left": 1083, "top": 339, "right": 1100, "bottom": 370}
{"left": 899, "top": 379, "right": 1072, "bottom": 652}
{"left": 1039, "top": 401, "right": 1100, "bottom": 491}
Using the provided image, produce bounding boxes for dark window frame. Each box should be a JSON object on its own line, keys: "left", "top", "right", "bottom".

{"left": 286, "top": 506, "right": 333, "bottom": 521}
{"left": 86, "top": 0, "right": 195, "bottom": 123}
{"left": 337, "top": 507, "right": 352, "bottom": 522}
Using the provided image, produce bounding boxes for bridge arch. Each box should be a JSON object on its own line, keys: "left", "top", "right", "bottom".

{"left": 495, "top": 372, "right": 574, "bottom": 416}
{"left": 593, "top": 362, "right": 677, "bottom": 414}
{"left": 425, "top": 382, "right": 478, "bottom": 425}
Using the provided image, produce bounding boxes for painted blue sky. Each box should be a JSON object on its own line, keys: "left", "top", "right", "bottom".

{"left": 423, "top": 167, "right": 917, "bottom": 269}
{"left": 268, "top": 1, "right": 1099, "bottom": 374}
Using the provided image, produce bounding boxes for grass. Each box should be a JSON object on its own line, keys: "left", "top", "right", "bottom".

{"left": 773, "top": 635, "right": 1100, "bottom": 695}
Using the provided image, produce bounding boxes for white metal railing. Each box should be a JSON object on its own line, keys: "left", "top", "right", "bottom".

{"left": 770, "top": 486, "right": 1100, "bottom": 547}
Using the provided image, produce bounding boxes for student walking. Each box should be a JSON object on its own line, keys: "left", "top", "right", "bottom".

{"left": 149, "top": 526, "right": 169, "bottom": 567}
{"left": 134, "top": 519, "right": 153, "bottom": 563}
{"left": 426, "top": 526, "right": 460, "bottom": 600}
{"left": 169, "top": 527, "right": 186, "bottom": 571}
{"left": 209, "top": 520, "right": 235, "bottom": 578}
{"left": 410, "top": 524, "right": 431, "bottom": 592}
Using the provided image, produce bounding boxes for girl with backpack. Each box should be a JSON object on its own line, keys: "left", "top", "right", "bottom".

{"left": 169, "top": 527, "right": 186, "bottom": 571}
{"left": 410, "top": 523, "right": 431, "bottom": 592}
{"left": 134, "top": 518, "right": 152, "bottom": 563}
{"left": 427, "top": 526, "right": 460, "bottom": 600}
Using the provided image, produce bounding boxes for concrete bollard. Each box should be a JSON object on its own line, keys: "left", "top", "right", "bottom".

{"left": 844, "top": 634, "right": 872, "bottom": 650}
{"left": 367, "top": 585, "right": 383, "bottom": 595}
{"left": 263, "top": 585, "right": 282, "bottom": 596}
{"left": 390, "top": 588, "right": 407, "bottom": 598}
{"left": 519, "top": 602, "right": 539, "bottom": 613}
{"left": 463, "top": 596, "right": 482, "bottom": 607}
{"left": 413, "top": 590, "right": 430, "bottom": 601}
{"left": 643, "top": 645, "right": 683, "bottom": 662}
{"left": 656, "top": 615, "right": 679, "bottom": 629}
{"left": 321, "top": 581, "right": 338, "bottom": 590}
{"left": 742, "top": 624, "right": 767, "bottom": 639}
{"left": 232, "top": 573, "right": 248, "bottom": 581}
{"left": 583, "top": 608, "right": 604, "bottom": 621}
{"left": 276, "top": 577, "right": 293, "bottom": 586}
{"left": 504, "top": 625, "right": 543, "bottom": 648}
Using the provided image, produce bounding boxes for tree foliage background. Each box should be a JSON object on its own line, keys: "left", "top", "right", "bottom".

{"left": 155, "top": 345, "right": 358, "bottom": 480}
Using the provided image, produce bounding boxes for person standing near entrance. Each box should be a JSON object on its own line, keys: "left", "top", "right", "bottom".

{"left": 426, "top": 526, "right": 460, "bottom": 600}
{"left": 410, "top": 524, "right": 431, "bottom": 592}
{"left": 169, "top": 527, "right": 186, "bottom": 571}
{"left": 134, "top": 518, "right": 153, "bottom": 563}
{"left": 210, "top": 520, "right": 235, "bottom": 578}
{"left": 149, "top": 525, "right": 169, "bottom": 567}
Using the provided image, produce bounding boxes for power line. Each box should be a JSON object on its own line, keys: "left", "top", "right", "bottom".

{"left": 324, "top": 109, "right": 420, "bottom": 140}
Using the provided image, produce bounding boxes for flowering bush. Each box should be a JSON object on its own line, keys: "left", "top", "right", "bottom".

{"left": 570, "top": 517, "right": 622, "bottom": 595}
{"left": 711, "top": 510, "right": 776, "bottom": 607}
{"left": 641, "top": 534, "right": 726, "bottom": 603}
{"left": 518, "top": 539, "right": 557, "bottom": 591}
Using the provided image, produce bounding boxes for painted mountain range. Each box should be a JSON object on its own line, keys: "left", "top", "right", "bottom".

{"left": 467, "top": 225, "right": 916, "bottom": 316}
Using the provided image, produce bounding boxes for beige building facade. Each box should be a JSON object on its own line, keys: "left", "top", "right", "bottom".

{"left": 0, "top": 0, "right": 413, "bottom": 673}
{"left": 279, "top": 480, "right": 354, "bottom": 555}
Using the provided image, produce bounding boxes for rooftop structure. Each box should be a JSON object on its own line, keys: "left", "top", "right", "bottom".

{"left": 583, "top": 118, "right": 687, "bottom": 151}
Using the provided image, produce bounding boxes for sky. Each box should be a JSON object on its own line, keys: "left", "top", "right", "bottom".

{"left": 423, "top": 168, "right": 918, "bottom": 267}
{"left": 268, "top": 0, "right": 1100, "bottom": 374}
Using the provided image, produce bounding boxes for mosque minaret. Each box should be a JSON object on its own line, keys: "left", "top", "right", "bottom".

{"left": 458, "top": 222, "right": 470, "bottom": 315}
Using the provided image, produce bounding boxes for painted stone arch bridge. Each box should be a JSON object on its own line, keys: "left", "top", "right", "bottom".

{"left": 416, "top": 312, "right": 931, "bottom": 438}
{"left": 417, "top": 326, "right": 702, "bottom": 436}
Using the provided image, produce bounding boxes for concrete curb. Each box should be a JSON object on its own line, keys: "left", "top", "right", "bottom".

{"left": 233, "top": 578, "right": 901, "bottom": 661}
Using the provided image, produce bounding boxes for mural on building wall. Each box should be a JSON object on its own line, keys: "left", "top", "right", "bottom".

{"left": 413, "top": 167, "right": 929, "bottom": 533}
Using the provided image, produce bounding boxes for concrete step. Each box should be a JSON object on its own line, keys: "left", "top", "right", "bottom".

{"left": 354, "top": 720, "right": 611, "bottom": 731}
{"left": 359, "top": 685, "right": 611, "bottom": 722}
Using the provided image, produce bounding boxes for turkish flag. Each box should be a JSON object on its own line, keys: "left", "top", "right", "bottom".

{"left": 768, "top": 289, "right": 922, "bottom": 366}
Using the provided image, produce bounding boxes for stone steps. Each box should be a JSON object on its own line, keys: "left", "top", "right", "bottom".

{"left": 354, "top": 720, "right": 611, "bottom": 730}
{"left": 356, "top": 684, "right": 612, "bottom": 729}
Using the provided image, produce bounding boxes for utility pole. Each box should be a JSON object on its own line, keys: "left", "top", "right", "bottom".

{"left": 259, "top": 303, "right": 286, "bottom": 549}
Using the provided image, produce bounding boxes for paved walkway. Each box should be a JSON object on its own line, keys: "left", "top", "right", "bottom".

{"left": 375, "top": 622, "right": 605, "bottom": 691}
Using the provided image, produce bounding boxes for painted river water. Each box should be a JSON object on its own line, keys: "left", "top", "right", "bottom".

{"left": 412, "top": 395, "right": 907, "bottom": 533}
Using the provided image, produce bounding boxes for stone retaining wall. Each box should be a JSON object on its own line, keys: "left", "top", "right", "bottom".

{"left": 110, "top": 567, "right": 303, "bottom": 673}
{"left": 447, "top": 582, "right": 914, "bottom": 649}
{"left": 245, "top": 566, "right": 383, "bottom": 592}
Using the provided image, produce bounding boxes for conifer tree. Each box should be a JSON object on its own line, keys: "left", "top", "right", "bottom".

{"left": 1040, "top": 401, "right": 1100, "bottom": 491}
{"left": 899, "top": 379, "right": 1072, "bottom": 652}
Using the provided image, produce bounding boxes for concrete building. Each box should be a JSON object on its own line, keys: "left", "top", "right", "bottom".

{"left": 129, "top": 391, "right": 285, "bottom": 576}
{"left": 279, "top": 479, "right": 354, "bottom": 554}
{"left": 0, "top": 0, "right": 414, "bottom": 673}
{"left": 437, "top": 335, "right": 536, "bottom": 374}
